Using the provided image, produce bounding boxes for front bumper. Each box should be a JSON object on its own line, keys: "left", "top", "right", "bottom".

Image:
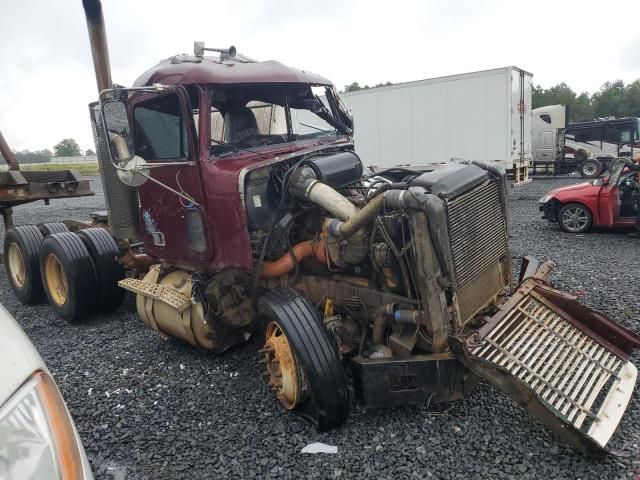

{"left": 539, "top": 201, "right": 557, "bottom": 222}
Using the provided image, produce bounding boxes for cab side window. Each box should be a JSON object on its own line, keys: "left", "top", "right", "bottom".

{"left": 605, "top": 125, "right": 632, "bottom": 144}
{"left": 573, "top": 127, "right": 602, "bottom": 143}
{"left": 539, "top": 114, "right": 552, "bottom": 124}
{"left": 134, "top": 94, "right": 189, "bottom": 160}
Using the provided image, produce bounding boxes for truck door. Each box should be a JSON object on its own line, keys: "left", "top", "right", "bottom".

{"left": 597, "top": 161, "right": 627, "bottom": 226}
{"left": 131, "top": 87, "right": 210, "bottom": 264}
{"left": 532, "top": 113, "right": 555, "bottom": 162}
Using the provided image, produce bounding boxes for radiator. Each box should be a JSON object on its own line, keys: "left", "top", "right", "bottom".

{"left": 447, "top": 180, "right": 509, "bottom": 324}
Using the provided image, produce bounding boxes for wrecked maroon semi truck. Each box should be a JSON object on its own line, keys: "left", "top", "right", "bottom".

{"left": 3, "top": 0, "right": 639, "bottom": 456}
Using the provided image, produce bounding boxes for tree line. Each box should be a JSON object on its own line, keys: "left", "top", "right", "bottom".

{"left": 344, "top": 79, "right": 640, "bottom": 123}
{"left": 0, "top": 138, "right": 94, "bottom": 165}
{"left": 533, "top": 80, "right": 640, "bottom": 122}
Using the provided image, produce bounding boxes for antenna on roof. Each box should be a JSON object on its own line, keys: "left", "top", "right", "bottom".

{"left": 194, "top": 42, "right": 237, "bottom": 60}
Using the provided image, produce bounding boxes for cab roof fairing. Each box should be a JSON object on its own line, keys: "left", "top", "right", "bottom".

{"left": 133, "top": 55, "right": 334, "bottom": 88}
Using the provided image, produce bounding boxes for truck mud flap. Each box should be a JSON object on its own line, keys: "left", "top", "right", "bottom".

{"left": 459, "top": 275, "right": 640, "bottom": 456}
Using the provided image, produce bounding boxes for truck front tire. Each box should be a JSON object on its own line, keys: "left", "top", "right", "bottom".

{"left": 258, "top": 287, "right": 350, "bottom": 431}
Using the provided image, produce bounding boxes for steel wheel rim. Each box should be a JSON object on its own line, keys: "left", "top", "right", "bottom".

{"left": 562, "top": 207, "right": 589, "bottom": 232}
{"left": 44, "top": 253, "right": 68, "bottom": 306}
{"left": 7, "top": 242, "right": 26, "bottom": 288}
{"left": 583, "top": 163, "right": 597, "bottom": 176}
{"left": 261, "top": 321, "right": 302, "bottom": 410}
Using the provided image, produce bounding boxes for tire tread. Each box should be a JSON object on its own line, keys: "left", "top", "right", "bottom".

{"left": 259, "top": 287, "right": 349, "bottom": 430}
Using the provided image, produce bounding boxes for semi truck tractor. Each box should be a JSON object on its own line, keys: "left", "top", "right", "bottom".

{"left": 532, "top": 104, "right": 640, "bottom": 177}
{"left": 2, "top": 0, "right": 639, "bottom": 456}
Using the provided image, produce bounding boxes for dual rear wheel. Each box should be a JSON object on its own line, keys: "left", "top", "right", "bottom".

{"left": 4, "top": 225, "right": 124, "bottom": 321}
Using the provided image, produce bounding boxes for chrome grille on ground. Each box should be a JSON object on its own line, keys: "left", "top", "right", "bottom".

{"left": 471, "top": 293, "right": 636, "bottom": 446}
{"left": 447, "top": 180, "right": 509, "bottom": 323}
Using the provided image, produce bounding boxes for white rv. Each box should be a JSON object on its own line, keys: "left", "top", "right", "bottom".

{"left": 532, "top": 104, "right": 640, "bottom": 177}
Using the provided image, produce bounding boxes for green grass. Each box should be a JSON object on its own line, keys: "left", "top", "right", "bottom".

{"left": 20, "top": 162, "right": 100, "bottom": 175}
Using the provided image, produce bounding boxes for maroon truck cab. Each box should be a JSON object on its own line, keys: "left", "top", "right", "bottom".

{"left": 100, "top": 52, "right": 354, "bottom": 273}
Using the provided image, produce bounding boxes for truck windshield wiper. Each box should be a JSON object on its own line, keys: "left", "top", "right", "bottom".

{"left": 211, "top": 139, "right": 259, "bottom": 156}
{"left": 299, "top": 122, "right": 333, "bottom": 133}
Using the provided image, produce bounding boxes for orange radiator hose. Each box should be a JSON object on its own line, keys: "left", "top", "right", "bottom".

{"left": 260, "top": 239, "right": 326, "bottom": 278}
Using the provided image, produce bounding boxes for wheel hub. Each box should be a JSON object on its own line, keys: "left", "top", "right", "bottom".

{"left": 583, "top": 163, "right": 596, "bottom": 176}
{"left": 7, "top": 242, "right": 25, "bottom": 288}
{"left": 260, "top": 322, "right": 304, "bottom": 410}
{"left": 44, "top": 253, "right": 68, "bottom": 306}
{"left": 562, "top": 207, "right": 588, "bottom": 232}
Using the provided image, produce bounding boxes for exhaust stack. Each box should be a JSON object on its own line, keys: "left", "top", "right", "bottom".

{"left": 82, "top": 0, "right": 112, "bottom": 92}
{"left": 82, "top": 0, "right": 140, "bottom": 241}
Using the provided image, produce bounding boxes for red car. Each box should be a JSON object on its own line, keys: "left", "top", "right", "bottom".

{"left": 539, "top": 160, "right": 639, "bottom": 233}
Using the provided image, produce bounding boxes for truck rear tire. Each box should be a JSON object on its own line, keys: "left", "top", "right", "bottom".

{"left": 37, "top": 222, "right": 69, "bottom": 236}
{"left": 258, "top": 287, "right": 350, "bottom": 431}
{"left": 579, "top": 159, "right": 602, "bottom": 178}
{"left": 39, "top": 232, "right": 98, "bottom": 322}
{"left": 4, "top": 225, "right": 45, "bottom": 304}
{"left": 76, "top": 228, "right": 125, "bottom": 312}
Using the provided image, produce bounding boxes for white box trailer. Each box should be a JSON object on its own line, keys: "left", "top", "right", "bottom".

{"left": 342, "top": 66, "right": 533, "bottom": 181}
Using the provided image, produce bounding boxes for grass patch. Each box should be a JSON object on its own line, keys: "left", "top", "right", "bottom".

{"left": 20, "top": 162, "right": 100, "bottom": 176}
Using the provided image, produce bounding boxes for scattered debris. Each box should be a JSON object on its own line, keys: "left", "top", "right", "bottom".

{"left": 301, "top": 443, "right": 338, "bottom": 454}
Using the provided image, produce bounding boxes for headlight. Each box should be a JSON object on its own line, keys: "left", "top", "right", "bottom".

{"left": 0, "top": 371, "right": 84, "bottom": 480}
{"left": 539, "top": 195, "right": 552, "bottom": 204}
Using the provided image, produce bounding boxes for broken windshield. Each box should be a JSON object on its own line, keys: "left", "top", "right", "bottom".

{"left": 207, "top": 84, "right": 352, "bottom": 156}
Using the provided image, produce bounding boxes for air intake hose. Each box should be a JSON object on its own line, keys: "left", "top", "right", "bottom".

{"left": 290, "top": 166, "right": 382, "bottom": 265}
{"left": 325, "top": 195, "right": 384, "bottom": 238}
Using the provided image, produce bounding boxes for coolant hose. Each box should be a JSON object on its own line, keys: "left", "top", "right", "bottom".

{"left": 260, "top": 240, "right": 326, "bottom": 278}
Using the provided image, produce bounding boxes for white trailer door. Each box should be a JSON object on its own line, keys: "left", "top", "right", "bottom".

{"left": 510, "top": 68, "right": 533, "bottom": 168}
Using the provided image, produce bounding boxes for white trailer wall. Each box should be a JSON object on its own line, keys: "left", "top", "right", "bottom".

{"left": 341, "top": 67, "right": 532, "bottom": 170}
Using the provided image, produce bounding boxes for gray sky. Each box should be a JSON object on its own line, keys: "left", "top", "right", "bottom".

{"left": 1, "top": 0, "right": 639, "bottom": 152}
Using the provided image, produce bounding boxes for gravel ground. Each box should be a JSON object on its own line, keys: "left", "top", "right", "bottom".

{"left": 1, "top": 175, "right": 639, "bottom": 480}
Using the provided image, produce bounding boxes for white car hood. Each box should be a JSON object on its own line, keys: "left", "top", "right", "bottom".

{"left": 0, "top": 304, "right": 46, "bottom": 402}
